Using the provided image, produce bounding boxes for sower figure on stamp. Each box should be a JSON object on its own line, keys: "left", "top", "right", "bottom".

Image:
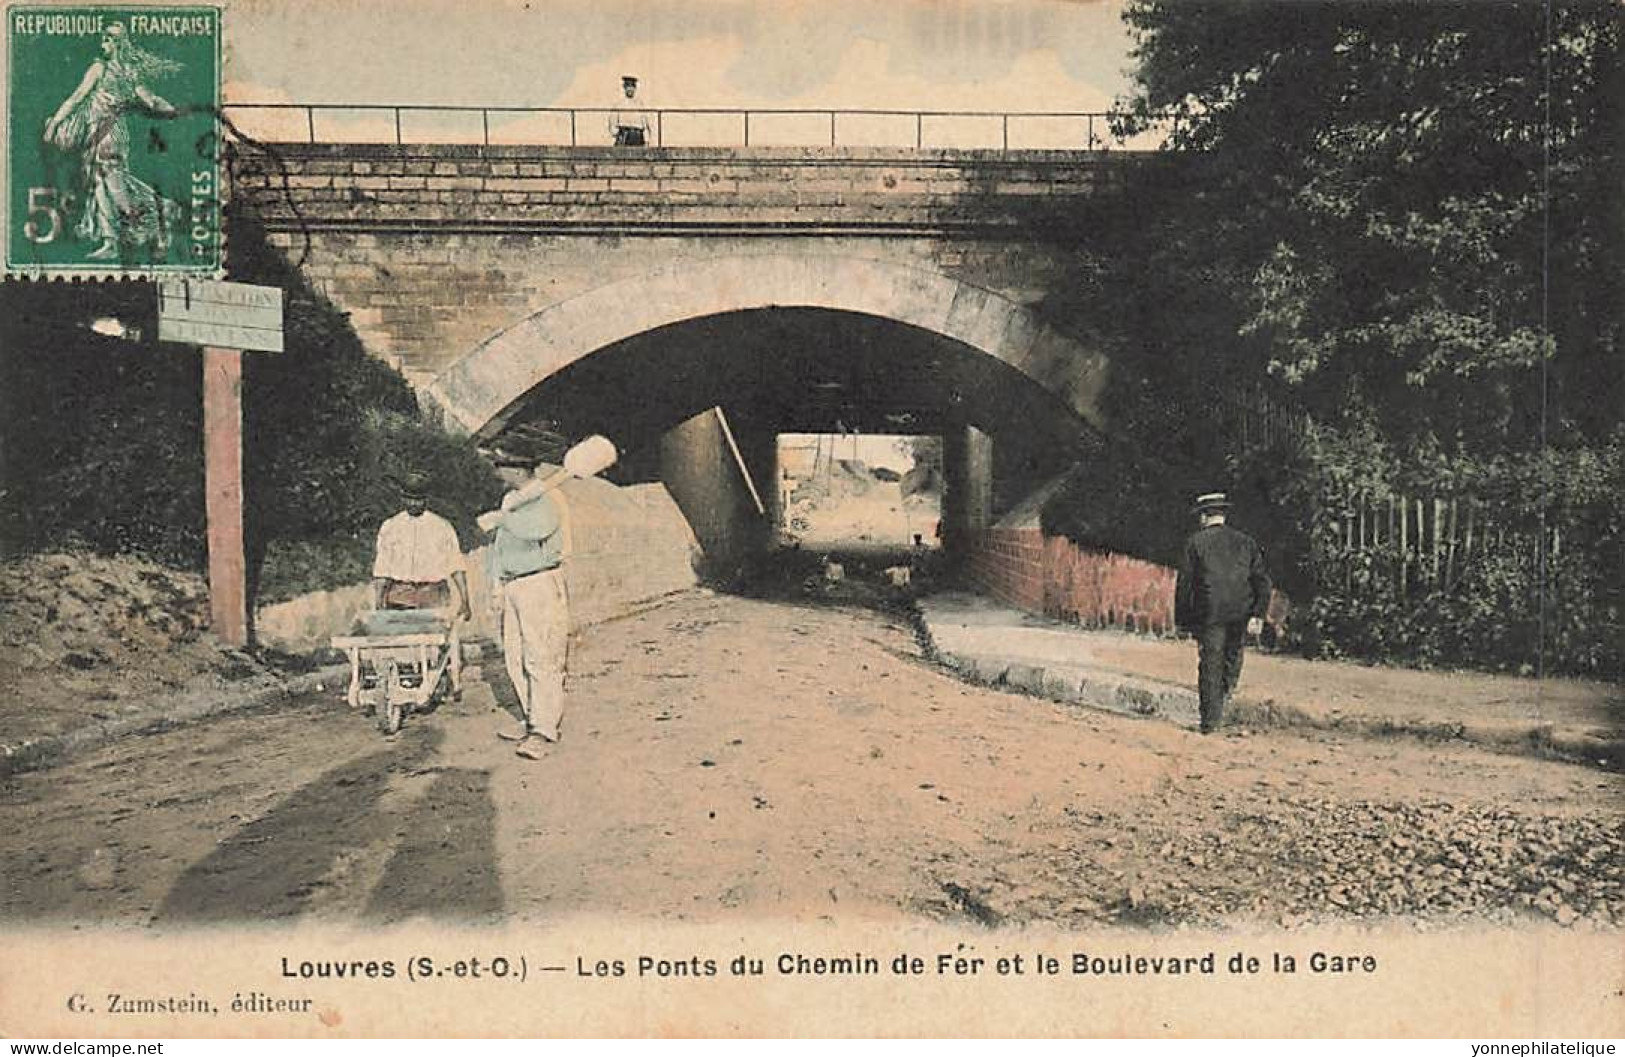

{"left": 372, "top": 471, "right": 471, "bottom": 696}
{"left": 1174, "top": 492, "right": 1272, "bottom": 734}
{"left": 43, "top": 22, "right": 181, "bottom": 261}
{"left": 480, "top": 450, "right": 570, "bottom": 761}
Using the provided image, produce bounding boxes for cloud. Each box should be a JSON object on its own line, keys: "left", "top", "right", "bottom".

{"left": 549, "top": 35, "right": 749, "bottom": 108}
{"left": 221, "top": 79, "right": 313, "bottom": 141}
{"left": 223, "top": 79, "right": 294, "bottom": 104}
{"left": 782, "top": 38, "right": 1116, "bottom": 111}
{"left": 549, "top": 32, "right": 1117, "bottom": 111}
{"left": 222, "top": 0, "right": 1135, "bottom": 114}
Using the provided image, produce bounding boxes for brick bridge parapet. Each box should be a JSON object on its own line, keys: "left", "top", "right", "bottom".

{"left": 230, "top": 142, "right": 1160, "bottom": 234}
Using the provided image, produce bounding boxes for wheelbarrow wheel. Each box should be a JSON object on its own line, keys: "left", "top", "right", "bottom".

{"left": 378, "top": 661, "right": 405, "bottom": 735}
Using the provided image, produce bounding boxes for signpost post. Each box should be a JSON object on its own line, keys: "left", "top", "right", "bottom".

{"left": 158, "top": 279, "right": 284, "bottom": 647}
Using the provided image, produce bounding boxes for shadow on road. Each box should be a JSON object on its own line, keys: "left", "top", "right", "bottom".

{"left": 363, "top": 767, "right": 503, "bottom": 924}
{"left": 154, "top": 725, "right": 447, "bottom": 924}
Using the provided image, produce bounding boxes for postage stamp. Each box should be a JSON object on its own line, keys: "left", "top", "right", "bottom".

{"left": 5, "top": 4, "right": 221, "bottom": 275}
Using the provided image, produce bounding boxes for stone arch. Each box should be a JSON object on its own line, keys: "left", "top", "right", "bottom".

{"left": 424, "top": 253, "right": 1110, "bottom": 437}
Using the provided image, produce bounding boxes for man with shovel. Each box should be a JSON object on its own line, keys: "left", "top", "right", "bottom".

{"left": 479, "top": 435, "right": 617, "bottom": 760}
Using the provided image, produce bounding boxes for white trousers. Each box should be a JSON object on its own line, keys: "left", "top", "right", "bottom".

{"left": 500, "top": 567, "right": 569, "bottom": 740}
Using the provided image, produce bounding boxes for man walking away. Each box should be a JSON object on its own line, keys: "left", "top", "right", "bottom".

{"left": 1174, "top": 492, "right": 1272, "bottom": 734}
{"left": 483, "top": 452, "right": 569, "bottom": 760}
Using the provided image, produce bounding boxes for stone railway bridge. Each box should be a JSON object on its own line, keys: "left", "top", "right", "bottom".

{"left": 233, "top": 135, "right": 1192, "bottom": 625}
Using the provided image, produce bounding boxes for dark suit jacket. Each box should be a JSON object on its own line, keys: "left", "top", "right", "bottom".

{"left": 1175, "top": 523, "right": 1272, "bottom": 631}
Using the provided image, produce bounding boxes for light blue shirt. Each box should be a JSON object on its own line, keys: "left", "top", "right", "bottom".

{"left": 488, "top": 491, "right": 562, "bottom": 582}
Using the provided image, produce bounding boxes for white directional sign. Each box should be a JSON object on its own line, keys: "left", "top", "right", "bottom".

{"left": 158, "top": 279, "right": 285, "bottom": 354}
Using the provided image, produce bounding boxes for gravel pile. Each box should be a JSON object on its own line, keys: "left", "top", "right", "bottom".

{"left": 933, "top": 798, "right": 1623, "bottom": 931}
{"left": 0, "top": 551, "right": 211, "bottom": 677}
{"left": 0, "top": 551, "right": 266, "bottom": 745}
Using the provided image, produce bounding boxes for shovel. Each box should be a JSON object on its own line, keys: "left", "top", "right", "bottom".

{"left": 478, "top": 435, "right": 618, "bottom": 532}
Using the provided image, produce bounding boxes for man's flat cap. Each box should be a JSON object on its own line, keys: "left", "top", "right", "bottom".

{"left": 400, "top": 470, "right": 430, "bottom": 498}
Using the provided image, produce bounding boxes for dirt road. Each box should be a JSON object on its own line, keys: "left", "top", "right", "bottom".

{"left": 2, "top": 587, "right": 1619, "bottom": 931}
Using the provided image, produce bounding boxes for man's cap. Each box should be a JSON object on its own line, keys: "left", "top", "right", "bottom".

{"left": 621, "top": 75, "right": 638, "bottom": 88}
{"left": 1193, "top": 491, "right": 1232, "bottom": 513}
{"left": 400, "top": 470, "right": 430, "bottom": 499}
{"left": 481, "top": 445, "right": 533, "bottom": 465}
{"left": 484, "top": 448, "right": 534, "bottom": 469}
{"left": 485, "top": 421, "right": 570, "bottom": 468}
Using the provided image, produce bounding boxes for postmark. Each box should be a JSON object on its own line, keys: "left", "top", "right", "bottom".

{"left": 5, "top": 5, "right": 221, "bottom": 275}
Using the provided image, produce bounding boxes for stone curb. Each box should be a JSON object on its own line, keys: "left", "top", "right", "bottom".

{"left": 916, "top": 613, "right": 1624, "bottom": 770}
{"left": 0, "top": 663, "right": 350, "bottom": 781}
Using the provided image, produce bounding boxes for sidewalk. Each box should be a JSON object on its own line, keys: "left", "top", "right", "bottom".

{"left": 918, "top": 592, "right": 1624, "bottom": 768}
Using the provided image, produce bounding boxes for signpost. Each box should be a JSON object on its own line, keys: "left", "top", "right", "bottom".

{"left": 157, "top": 280, "right": 284, "bottom": 353}
{"left": 158, "top": 279, "right": 284, "bottom": 647}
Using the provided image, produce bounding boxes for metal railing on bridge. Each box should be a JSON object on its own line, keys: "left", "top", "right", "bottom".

{"left": 223, "top": 104, "right": 1175, "bottom": 152}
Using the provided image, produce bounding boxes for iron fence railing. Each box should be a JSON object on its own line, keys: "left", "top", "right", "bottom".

{"left": 223, "top": 103, "right": 1175, "bottom": 151}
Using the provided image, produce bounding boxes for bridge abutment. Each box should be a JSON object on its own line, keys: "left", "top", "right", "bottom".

{"left": 941, "top": 421, "right": 995, "bottom": 561}
{"left": 658, "top": 408, "right": 777, "bottom": 580}
{"left": 231, "top": 140, "right": 1167, "bottom": 580}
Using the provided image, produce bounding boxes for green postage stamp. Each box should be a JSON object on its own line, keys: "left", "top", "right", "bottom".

{"left": 6, "top": 5, "right": 221, "bottom": 274}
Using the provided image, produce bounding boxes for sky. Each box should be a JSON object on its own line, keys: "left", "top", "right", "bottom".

{"left": 223, "top": 0, "right": 1138, "bottom": 114}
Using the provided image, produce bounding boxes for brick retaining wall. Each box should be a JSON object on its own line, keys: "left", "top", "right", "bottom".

{"left": 966, "top": 524, "right": 1293, "bottom": 637}
{"left": 966, "top": 526, "right": 1177, "bottom": 634}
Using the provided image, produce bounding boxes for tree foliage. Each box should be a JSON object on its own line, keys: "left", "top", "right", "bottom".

{"left": 1122, "top": 0, "right": 1620, "bottom": 455}
{"left": 1087, "top": 0, "right": 1624, "bottom": 674}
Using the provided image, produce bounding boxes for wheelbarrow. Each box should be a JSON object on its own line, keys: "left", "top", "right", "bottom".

{"left": 331, "top": 608, "right": 457, "bottom": 735}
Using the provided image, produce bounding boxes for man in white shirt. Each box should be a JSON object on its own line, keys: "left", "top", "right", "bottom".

{"left": 609, "top": 74, "right": 652, "bottom": 146}
{"left": 372, "top": 471, "right": 472, "bottom": 692}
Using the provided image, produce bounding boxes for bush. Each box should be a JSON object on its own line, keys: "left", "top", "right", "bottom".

{"left": 1035, "top": 413, "right": 1622, "bottom": 678}
{"left": 256, "top": 536, "right": 372, "bottom": 604}
{"left": 0, "top": 282, "right": 207, "bottom": 565}
{"left": 1275, "top": 430, "right": 1624, "bottom": 678}
{"left": 1039, "top": 433, "right": 1205, "bottom": 568}
{"left": 1290, "top": 535, "right": 1621, "bottom": 678}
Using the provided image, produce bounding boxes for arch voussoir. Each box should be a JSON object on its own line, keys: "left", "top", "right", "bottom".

{"left": 425, "top": 253, "right": 1106, "bottom": 437}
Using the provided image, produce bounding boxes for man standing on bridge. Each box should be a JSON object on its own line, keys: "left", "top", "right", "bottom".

{"left": 609, "top": 74, "right": 651, "bottom": 146}
{"left": 1174, "top": 492, "right": 1272, "bottom": 734}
